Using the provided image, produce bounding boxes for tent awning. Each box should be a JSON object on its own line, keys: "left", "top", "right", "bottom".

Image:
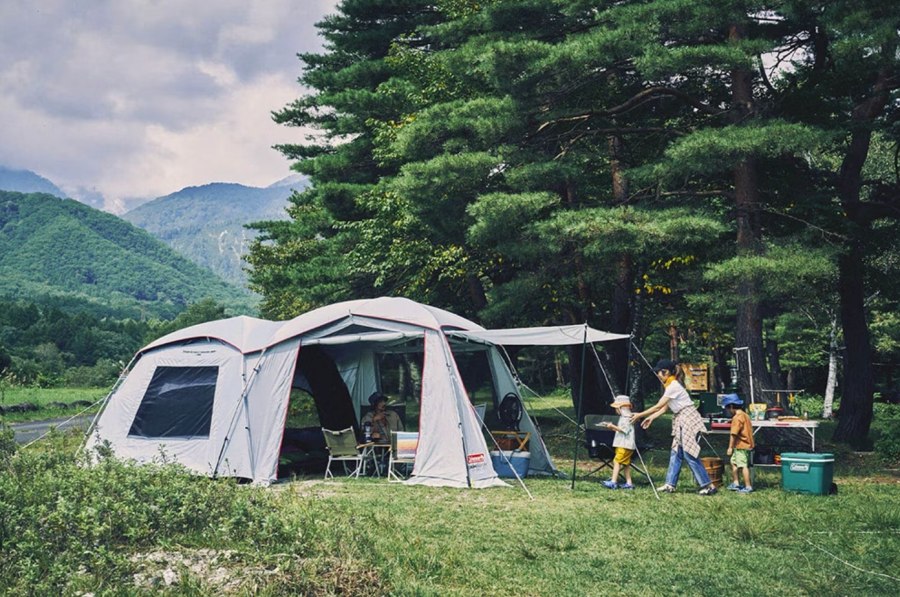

{"left": 448, "top": 325, "right": 629, "bottom": 346}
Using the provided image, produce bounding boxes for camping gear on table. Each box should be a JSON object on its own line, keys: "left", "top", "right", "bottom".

{"left": 709, "top": 417, "right": 732, "bottom": 430}
{"left": 748, "top": 403, "right": 767, "bottom": 421}
{"left": 766, "top": 406, "right": 786, "bottom": 420}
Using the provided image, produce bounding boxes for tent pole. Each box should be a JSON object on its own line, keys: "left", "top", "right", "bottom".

{"left": 634, "top": 443, "right": 660, "bottom": 500}
{"left": 79, "top": 353, "right": 138, "bottom": 455}
{"left": 213, "top": 347, "right": 269, "bottom": 478}
{"left": 569, "top": 324, "right": 589, "bottom": 490}
{"left": 439, "top": 332, "right": 474, "bottom": 489}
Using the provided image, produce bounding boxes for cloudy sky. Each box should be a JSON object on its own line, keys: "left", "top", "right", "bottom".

{"left": 0, "top": 0, "right": 339, "bottom": 212}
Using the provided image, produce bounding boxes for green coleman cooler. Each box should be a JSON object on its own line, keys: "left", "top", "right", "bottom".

{"left": 780, "top": 452, "right": 834, "bottom": 495}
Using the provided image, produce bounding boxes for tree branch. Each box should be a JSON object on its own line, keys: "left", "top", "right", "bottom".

{"left": 604, "top": 86, "right": 722, "bottom": 116}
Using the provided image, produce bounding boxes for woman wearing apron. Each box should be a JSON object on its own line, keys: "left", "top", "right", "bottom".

{"left": 631, "top": 359, "right": 717, "bottom": 495}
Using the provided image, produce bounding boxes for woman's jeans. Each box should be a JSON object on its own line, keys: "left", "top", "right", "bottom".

{"left": 665, "top": 446, "right": 712, "bottom": 488}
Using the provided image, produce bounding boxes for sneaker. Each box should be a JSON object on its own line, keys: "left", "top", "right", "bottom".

{"left": 726, "top": 482, "right": 742, "bottom": 491}
{"left": 618, "top": 483, "right": 635, "bottom": 490}
{"left": 698, "top": 485, "right": 717, "bottom": 496}
{"left": 660, "top": 484, "right": 676, "bottom": 493}
{"left": 602, "top": 480, "right": 618, "bottom": 489}
{"left": 737, "top": 486, "right": 754, "bottom": 494}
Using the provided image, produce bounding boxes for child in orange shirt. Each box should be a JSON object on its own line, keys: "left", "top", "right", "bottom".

{"left": 722, "top": 394, "right": 755, "bottom": 493}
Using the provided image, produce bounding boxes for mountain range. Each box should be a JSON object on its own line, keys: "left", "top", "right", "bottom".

{"left": 122, "top": 177, "right": 304, "bottom": 285}
{"left": 0, "top": 166, "right": 309, "bottom": 319}
{"left": 0, "top": 190, "right": 255, "bottom": 319}
{"left": 0, "top": 165, "right": 66, "bottom": 198}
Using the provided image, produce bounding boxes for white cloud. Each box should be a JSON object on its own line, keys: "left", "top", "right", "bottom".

{"left": 0, "top": 0, "right": 337, "bottom": 210}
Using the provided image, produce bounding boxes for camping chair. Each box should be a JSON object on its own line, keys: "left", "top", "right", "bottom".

{"left": 583, "top": 414, "right": 617, "bottom": 477}
{"left": 583, "top": 414, "right": 653, "bottom": 484}
{"left": 490, "top": 392, "right": 530, "bottom": 451}
{"left": 322, "top": 427, "right": 373, "bottom": 479}
{"left": 388, "top": 431, "right": 419, "bottom": 482}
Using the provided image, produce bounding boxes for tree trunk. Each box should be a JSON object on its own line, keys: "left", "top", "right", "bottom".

{"left": 711, "top": 345, "right": 732, "bottom": 392}
{"left": 823, "top": 315, "right": 839, "bottom": 419}
{"left": 730, "top": 22, "right": 773, "bottom": 401}
{"left": 555, "top": 354, "right": 566, "bottom": 387}
{"left": 465, "top": 274, "right": 488, "bottom": 313}
{"left": 834, "top": 248, "right": 874, "bottom": 444}
{"left": 831, "top": 63, "right": 891, "bottom": 445}
{"left": 766, "top": 336, "right": 784, "bottom": 388}
{"left": 607, "top": 135, "right": 634, "bottom": 392}
{"left": 627, "top": 290, "right": 645, "bottom": 410}
{"left": 668, "top": 324, "right": 679, "bottom": 361}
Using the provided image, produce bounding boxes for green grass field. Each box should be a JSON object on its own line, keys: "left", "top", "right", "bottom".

{"left": 2, "top": 393, "right": 898, "bottom": 595}
{"left": 0, "top": 386, "right": 106, "bottom": 422}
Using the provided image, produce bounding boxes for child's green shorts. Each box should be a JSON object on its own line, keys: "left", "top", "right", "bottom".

{"left": 731, "top": 449, "right": 750, "bottom": 468}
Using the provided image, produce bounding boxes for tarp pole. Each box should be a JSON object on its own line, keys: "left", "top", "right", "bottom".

{"left": 438, "top": 332, "right": 474, "bottom": 489}
{"left": 79, "top": 353, "right": 138, "bottom": 455}
{"left": 213, "top": 347, "right": 268, "bottom": 477}
{"left": 569, "top": 324, "right": 588, "bottom": 490}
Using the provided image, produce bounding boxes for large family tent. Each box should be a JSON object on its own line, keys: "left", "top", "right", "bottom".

{"left": 83, "top": 297, "right": 626, "bottom": 488}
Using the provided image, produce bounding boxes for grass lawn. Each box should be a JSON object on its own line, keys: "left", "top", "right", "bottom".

{"left": 0, "top": 386, "right": 106, "bottom": 422}
{"left": 2, "top": 393, "right": 898, "bottom": 595}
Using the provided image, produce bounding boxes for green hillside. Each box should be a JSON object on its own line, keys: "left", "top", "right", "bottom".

{"left": 0, "top": 191, "right": 255, "bottom": 319}
{"left": 123, "top": 180, "right": 304, "bottom": 285}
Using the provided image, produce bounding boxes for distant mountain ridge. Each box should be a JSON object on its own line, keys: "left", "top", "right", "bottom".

{"left": 0, "top": 165, "right": 65, "bottom": 198}
{"left": 0, "top": 190, "right": 255, "bottom": 319}
{"left": 0, "top": 165, "right": 306, "bottom": 291}
{"left": 123, "top": 178, "right": 306, "bottom": 286}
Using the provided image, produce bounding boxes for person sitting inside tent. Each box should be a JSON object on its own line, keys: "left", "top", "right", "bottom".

{"left": 361, "top": 392, "right": 404, "bottom": 444}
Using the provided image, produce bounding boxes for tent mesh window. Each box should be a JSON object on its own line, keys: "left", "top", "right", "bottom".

{"left": 128, "top": 366, "right": 219, "bottom": 439}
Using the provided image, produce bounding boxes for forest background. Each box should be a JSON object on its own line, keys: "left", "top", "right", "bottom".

{"left": 2, "top": 0, "right": 899, "bottom": 454}
{"left": 246, "top": 0, "right": 900, "bottom": 449}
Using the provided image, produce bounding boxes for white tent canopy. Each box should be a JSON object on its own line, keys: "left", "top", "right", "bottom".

{"left": 84, "top": 298, "right": 626, "bottom": 488}
{"left": 449, "top": 325, "right": 630, "bottom": 346}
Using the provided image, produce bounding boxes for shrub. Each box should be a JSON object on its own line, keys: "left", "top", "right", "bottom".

{"left": 61, "top": 358, "right": 122, "bottom": 387}
{"left": 0, "top": 423, "right": 15, "bottom": 466}
{"left": 0, "top": 437, "right": 385, "bottom": 594}
{"left": 872, "top": 403, "right": 900, "bottom": 464}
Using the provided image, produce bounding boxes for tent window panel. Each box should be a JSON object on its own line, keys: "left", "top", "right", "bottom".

{"left": 128, "top": 366, "right": 218, "bottom": 439}
{"left": 377, "top": 351, "right": 423, "bottom": 402}
{"left": 453, "top": 350, "right": 496, "bottom": 405}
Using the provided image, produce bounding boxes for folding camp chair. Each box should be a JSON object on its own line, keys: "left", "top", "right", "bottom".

{"left": 322, "top": 427, "right": 373, "bottom": 479}
{"left": 583, "top": 414, "right": 653, "bottom": 484}
{"left": 583, "top": 414, "right": 617, "bottom": 477}
{"left": 388, "top": 431, "right": 419, "bottom": 482}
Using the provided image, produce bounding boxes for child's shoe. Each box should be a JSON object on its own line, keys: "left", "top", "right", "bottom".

{"left": 698, "top": 484, "right": 717, "bottom": 495}
{"left": 726, "top": 482, "right": 742, "bottom": 491}
{"left": 660, "top": 484, "right": 676, "bottom": 493}
{"left": 602, "top": 480, "right": 618, "bottom": 489}
{"left": 738, "top": 486, "right": 754, "bottom": 494}
{"left": 618, "top": 483, "right": 635, "bottom": 490}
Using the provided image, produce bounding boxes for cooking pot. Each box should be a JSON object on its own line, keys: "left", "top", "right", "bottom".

{"left": 766, "top": 406, "right": 785, "bottom": 420}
